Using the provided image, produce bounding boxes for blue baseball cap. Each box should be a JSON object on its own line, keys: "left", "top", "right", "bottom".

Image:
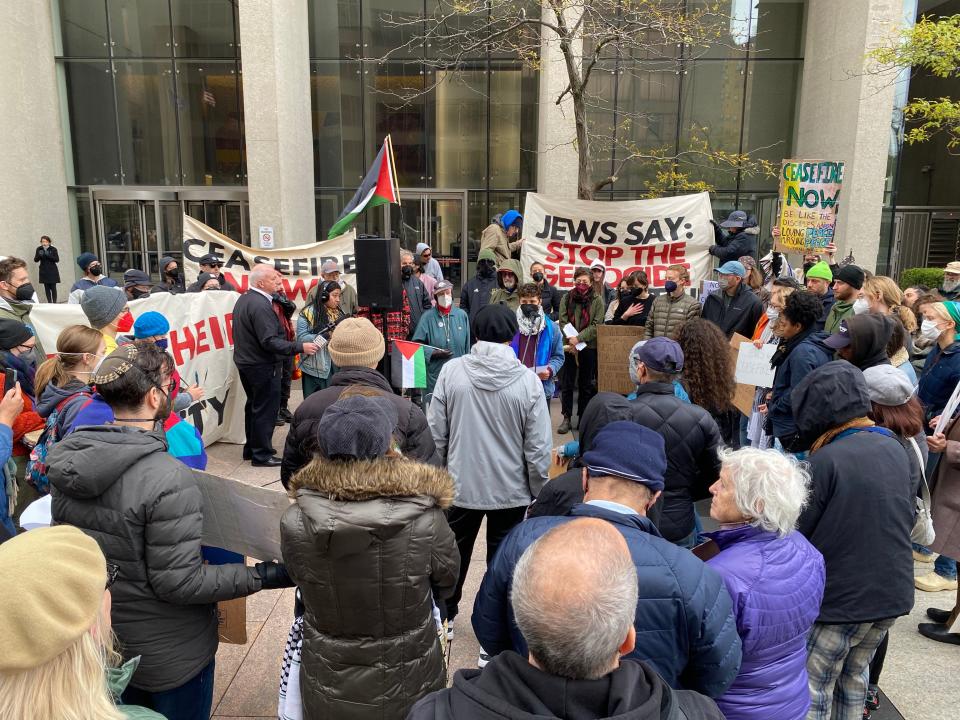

{"left": 582, "top": 421, "right": 666, "bottom": 492}
{"left": 720, "top": 209, "right": 748, "bottom": 228}
{"left": 631, "top": 337, "right": 684, "bottom": 374}
{"left": 501, "top": 209, "right": 522, "bottom": 228}
{"left": 715, "top": 261, "right": 747, "bottom": 278}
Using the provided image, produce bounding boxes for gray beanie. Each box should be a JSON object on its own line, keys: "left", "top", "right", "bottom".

{"left": 81, "top": 285, "right": 126, "bottom": 329}
{"left": 317, "top": 395, "right": 398, "bottom": 460}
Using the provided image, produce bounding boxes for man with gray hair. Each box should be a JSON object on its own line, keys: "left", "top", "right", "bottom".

{"left": 472, "top": 421, "right": 742, "bottom": 698}
{"left": 232, "top": 263, "right": 318, "bottom": 466}
{"left": 304, "top": 258, "right": 358, "bottom": 315}
{"left": 409, "top": 518, "right": 725, "bottom": 719}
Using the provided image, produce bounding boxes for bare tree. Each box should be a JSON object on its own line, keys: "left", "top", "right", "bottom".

{"left": 379, "top": 0, "right": 777, "bottom": 200}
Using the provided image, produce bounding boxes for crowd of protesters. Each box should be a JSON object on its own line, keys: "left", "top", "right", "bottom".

{"left": 1, "top": 209, "right": 959, "bottom": 720}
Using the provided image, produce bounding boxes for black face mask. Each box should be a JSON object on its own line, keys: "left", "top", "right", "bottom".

{"left": 14, "top": 283, "right": 35, "bottom": 302}
{"left": 88, "top": 264, "right": 102, "bottom": 277}
{"left": 130, "top": 287, "right": 150, "bottom": 299}
{"left": 478, "top": 261, "right": 496, "bottom": 278}
{"left": 520, "top": 303, "right": 539, "bottom": 319}
{"left": 532, "top": 272, "right": 544, "bottom": 283}
{"left": 664, "top": 281, "right": 678, "bottom": 294}
{"left": 165, "top": 266, "right": 179, "bottom": 278}
{"left": 401, "top": 266, "right": 414, "bottom": 280}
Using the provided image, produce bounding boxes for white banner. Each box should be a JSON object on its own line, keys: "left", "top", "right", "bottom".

{"left": 30, "top": 292, "right": 246, "bottom": 446}
{"left": 182, "top": 215, "right": 356, "bottom": 307}
{"left": 520, "top": 192, "right": 714, "bottom": 290}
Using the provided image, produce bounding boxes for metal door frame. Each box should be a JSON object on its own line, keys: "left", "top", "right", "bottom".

{"left": 383, "top": 189, "right": 469, "bottom": 282}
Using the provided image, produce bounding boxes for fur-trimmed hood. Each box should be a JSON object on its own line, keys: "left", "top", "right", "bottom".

{"left": 289, "top": 457, "right": 454, "bottom": 508}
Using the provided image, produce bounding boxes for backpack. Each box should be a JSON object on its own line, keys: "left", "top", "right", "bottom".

{"left": 27, "top": 391, "right": 92, "bottom": 494}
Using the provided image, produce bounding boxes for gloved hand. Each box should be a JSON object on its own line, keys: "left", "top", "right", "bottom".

{"left": 255, "top": 561, "right": 295, "bottom": 589}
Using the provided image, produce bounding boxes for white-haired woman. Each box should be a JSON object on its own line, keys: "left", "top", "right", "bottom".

{"left": 703, "top": 448, "right": 826, "bottom": 720}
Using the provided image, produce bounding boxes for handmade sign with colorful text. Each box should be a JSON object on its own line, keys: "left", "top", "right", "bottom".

{"left": 775, "top": 160, "right": 844, "bottom": 252}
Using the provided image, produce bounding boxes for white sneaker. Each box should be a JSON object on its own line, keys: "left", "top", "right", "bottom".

{"left": 445, "top": 620, "right": 454, "bottom": 641}
{"left": 478, "top": 647, "right": 492, "bottom": 669}
{"left": 915, "top": 571, "right": 959, "bottom": 592}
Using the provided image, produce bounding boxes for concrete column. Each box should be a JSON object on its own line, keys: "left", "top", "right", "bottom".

{"left": 794, "top": 0, "right": 906, "bottom": 272}
{"left": 0, "top": 3, "right": 74, "bottom": 287}
{"left": 238, "top": 0, "right": 315, "bottom": 247}
{"left": 536, "top": 4, "right": 581, "bottom": 199}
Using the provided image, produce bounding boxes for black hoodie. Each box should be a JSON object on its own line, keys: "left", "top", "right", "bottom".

{"left": 408, "top": 651, "right": 723, "bottom": 720}
{"left": 842, "top": 313, "right": 894, "bottom": 369}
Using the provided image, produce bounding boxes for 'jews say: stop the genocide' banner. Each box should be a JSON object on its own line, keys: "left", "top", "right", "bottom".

{"left": 520, "top": 192, "right": 715, "bottom": 290}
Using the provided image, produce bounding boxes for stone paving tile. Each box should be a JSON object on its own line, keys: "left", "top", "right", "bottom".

{"left": 212, "top": 621, "right": 263, "bottom": 710}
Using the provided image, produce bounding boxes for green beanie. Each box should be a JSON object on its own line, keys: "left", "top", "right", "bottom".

{"left": 478, "top": 248, "right": 497, "bottom": 262}
{"left": 806, "top": 261, "right": 833, "bottom": 282}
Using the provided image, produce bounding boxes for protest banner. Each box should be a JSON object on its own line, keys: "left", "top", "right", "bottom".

{"left": 182, "top": 214, "right": 356, "bottom": 307}
{"left": 30, "top": 291, "right": 246, "bottom": 446}
{"left": 774, "top": 160, "right": 844, "bottom": 252}
{"left": 520, "top": 192, "right": 715, "bottom": 290}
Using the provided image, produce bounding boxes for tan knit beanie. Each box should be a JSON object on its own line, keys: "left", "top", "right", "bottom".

{"left": 0, "top": 526, "right": 107, "bottom": 672}
{"left": 329, "top": 317, "right": 385, "bottom": 368}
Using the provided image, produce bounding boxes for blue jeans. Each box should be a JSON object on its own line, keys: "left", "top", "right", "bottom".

{"left": 935, "top": 554, "right": 958, "bottom": 581}
{"left": 122, "top": 660, "right": 215, "bottom": 720}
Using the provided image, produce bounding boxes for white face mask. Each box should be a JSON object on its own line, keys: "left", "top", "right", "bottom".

{"left": 921, "top": 318, "right": 943, "bottom": 341}
{"left": 437, "top": 294, "right": 452, "bottom": 309}
{"left": 852, "top": 298, "right": 870, "bottom": 315}
{"left": 765, "top": 307, "right": 779, "bottom": 321}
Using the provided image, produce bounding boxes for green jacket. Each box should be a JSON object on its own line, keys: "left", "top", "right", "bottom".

{"left": 109, "top": 657, "right": 166, "bottom": 719}
{"left": 412, "top": 307, "right": 471, "bottom": 401}
{"left": 488, "top": 258, "right": 523, "bottom": 312}
{"left": 824, "top": 299, "right": 853, "bottom": 334}
{"left": 558, "top": 291, "right": 605, "bottom": 348}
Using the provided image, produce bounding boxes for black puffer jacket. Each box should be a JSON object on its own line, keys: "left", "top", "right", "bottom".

{"left": 792, "top": 361, "right": 916, "bottom": 623}
{"left": 280, "top": 366, "right": 437, "bottom": 487}
{"left": 282, "top": 457, "right": 459, "bottom": 719}
{"left": 48, "top": 426, "right": 262, "bottom": 692}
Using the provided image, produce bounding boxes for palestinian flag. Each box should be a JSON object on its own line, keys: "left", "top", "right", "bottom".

{"left": 392, "top": 340, "right": 427, "bottom": 389}
{"left": 328, "top": 135, "right": 400, "bottom": 238}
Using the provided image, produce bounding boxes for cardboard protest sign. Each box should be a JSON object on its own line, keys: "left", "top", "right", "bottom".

{"left": 597, "top": 325, "right": 644, "bottom": 394}
{"left": 196, "top": 471, "right": 290, "bottom": 561}
{"left": 734, "top": 341, "right": 777, "bottom": 387}
{"left": 728, "top": 333, "right": 759, "bottom": 416}
{"left": 775, "top": 160, "right": 843, "bottom": 252}
{"left": 520, "top": 192, "right": 714, "bottom": 290}
{"left": 183, "top": 214, "right": 356, "bottom": 307}
{"left": 31, "top": 291, "right": 246, "bottom": 445}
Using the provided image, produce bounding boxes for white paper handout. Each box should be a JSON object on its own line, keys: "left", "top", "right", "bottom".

{"left": 734, "top": 342, "right": 778, "bottom": 387}
{"left": 935, "top": 379, "right": 960, "bottom": 435}
{"left": 563, "top": 323, "right": 587, "bottom": 351}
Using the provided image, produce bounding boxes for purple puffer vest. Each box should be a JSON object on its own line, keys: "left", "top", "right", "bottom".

{"left": 705, "top": 524, "right": 825, "bottom": 720}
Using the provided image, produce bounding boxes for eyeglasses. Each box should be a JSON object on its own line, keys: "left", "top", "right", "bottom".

{"left": 106, "top": 562, "right": 119, "bottom": 589}
{"left": 574, "top": 280, "right": 591, "bottom": 287}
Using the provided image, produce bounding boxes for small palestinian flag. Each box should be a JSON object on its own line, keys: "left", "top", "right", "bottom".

{"left": 392, "top": 340, "right": 427, "bottom": 389}
{"left": 327, "top": 135, "right": 400, "bottom": 239}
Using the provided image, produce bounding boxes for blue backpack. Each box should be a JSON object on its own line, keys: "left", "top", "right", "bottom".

{"left": 27, "top": 391, "right": 91, "bottom": 494}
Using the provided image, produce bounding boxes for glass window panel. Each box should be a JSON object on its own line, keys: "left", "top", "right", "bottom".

{"left": 490, "top": 63, "right": 537, "bottom": 189}
{"left": 431, "top": 68, "right": 487, "bottom": 188}
{"left": 618, "top": 0, "right": 685, "bottom": 63}
{"left": 466, "top": 190, "right": 488, "bottom": 264}
{"left": 364, "top": 0, "right": 424, "bottom": 59}
{"left": 311, "top": 61, "right": 364, "bottom": 187}
{"left": 159, "top": 201, "right": 183, "bottom": 257}
{"left": 61, "top": 60, "right": 121, "bottom": 184}
{"left": 101, "top": 202, "right": 143, "bottom": 278}
{"left": 108, "top": 0, "right": 172, "bottom": 57}
{"left": 309, "top": 0, "right": 361, "bottom": 59}
{"left": 750, "top": 0, "right": 806, "bottom": 58}
{"left": 170, "top": 0, "right": 238, "bottom": 58}
{"left": 677, "top": 60, "right": 745, "bottom": 191}
{"left": 686, "top": 0, "right": 750, "bottom": 60}
{"left": 615, "top": 65, "right": 681, "bottom": 192}
{"left": 427, "top": 0, "right": 492, "bottom": 61}
{"left": 740, "top": 59, "right": 801, "bottom": 191}
{"left": 56, "top": 0, "right": 109, "bottom": 57}
{"left": 70, "top": 190, "right": 96, "bottom": 257}
{"left": 366, "top": 62, "right": 428, "bottom": 188}
{"left": 114, "top": 60, "right": 180, "bottom": 184}
{"left": 583, "top": 62, "right": 618, "bottom": 191}
{"left": 176, "top": 61, "right": 243, "bottom": 184}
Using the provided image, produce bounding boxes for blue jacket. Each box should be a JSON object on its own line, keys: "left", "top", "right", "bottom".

{"left": 918, "top": 341, "right": 960, "bottom": 421}
{"left": 768, "top": 330, "right": 833, "bottom": 440}
{"left": 471, "top": 503, "right": 742, "bottom": 698}
{"left": 509, "top": 316, "right": 564, "bottom": 400}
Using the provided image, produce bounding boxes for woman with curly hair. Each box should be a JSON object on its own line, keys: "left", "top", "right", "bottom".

{"left": 676, "top": 318, "right": 739, "bottom": 446}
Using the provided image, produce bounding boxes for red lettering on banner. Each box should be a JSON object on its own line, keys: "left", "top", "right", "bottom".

{"left": 194, "top": 320, "right": 210, "bottom": 354}
{"left": 170, "top": 326, "right": 196, "bottom": 365}
{"left": 282, "top": 277, "right": 318, "bottom": 301}
{"left": 545, "top": 242, "right": 564, "bottom": 264}
{"left": 225, "top": 313, "right": 234, "bottom": 345}
{"left": 225, "top": 271, "right": 248, "bottom": 293}
{"left": 208, "top": 313, "right": 225, "bottom": 348}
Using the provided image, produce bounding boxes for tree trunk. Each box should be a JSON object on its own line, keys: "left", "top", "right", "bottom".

{"left": 572, "top": 87, "right": 593, "bottom": 201}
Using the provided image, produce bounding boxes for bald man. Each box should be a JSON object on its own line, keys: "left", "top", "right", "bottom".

{"left": 472, "top": 421, "right": 742, "bottom": 698}
{"left": 410, "top": 518, "right": 724, "bottom": 719}
{"left": 232, "top": 264, "right": 318, "bottom": 466}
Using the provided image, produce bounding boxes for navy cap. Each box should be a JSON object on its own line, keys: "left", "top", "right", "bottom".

{"left": 632, "top": 337, "right": 684, "bottom": 374}
{"left": 715, "top": 261, "right": 747, "bottom": 278}
{"left": 123, "top": 268, "right": 151, "bottom": 288}
{"left": 582, "top": 421, "right": 666, "bottom": 491}
{"left": 824, "top": 319, "right": 852, "bottom": 349}
{"left": 720, "top": 210, "right": 748, "bottom": 228}
{"left": 198, "top": 253, "right": 222, "bottom": 266}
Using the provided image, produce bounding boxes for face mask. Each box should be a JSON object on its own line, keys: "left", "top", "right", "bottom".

{"left": 130, "top": 287, "right": 150, "bottom": 300}
{"left": 89, "top": 264, "right": 102, "bottom": 277}
{"left": 478, "top": 261, "right": 495, "bottom": 278}
{"left": 166, "top": 266, "right": 179, "bottom": 278}
{"left": 766, "top": 307, "right": 780, "bottom": 321}
{"left": 503, "top": 276, "right": 516, "bottom": 290}
{"left": 852, "top": 298, "right": 870, "bottom": 315}
{"left": 437, "top": 294, "right": 452, "bottom": 309}
{"left": 154, "top": 338, "right": 169, "bottom": 351}
{"left": 532, "top": 272, "right": 544, "bottom": 283}
{"left": 14, "top": 283, "right": 35, "bottom": 302}
{"left": 921, "top": 318, "right": 943, "bottom": 341}
{"left": 664, "top": 280, "right": 678, "bottom": 295}
{"left": 520, "top": 303, "right": 539, "bottom": 319}
{"left": 717, "top": 277, "right": 731, "bottom": 290}
{"left": 401, "top": 266, "right": 414, "bottom": 280}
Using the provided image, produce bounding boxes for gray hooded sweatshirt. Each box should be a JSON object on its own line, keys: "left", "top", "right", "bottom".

{"left": 427, "top": 341, "right": 551, "bottom": 510}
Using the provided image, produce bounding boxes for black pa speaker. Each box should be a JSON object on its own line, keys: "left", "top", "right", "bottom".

{"left": 355, "top": 236, "right": 403, "bottom": 310}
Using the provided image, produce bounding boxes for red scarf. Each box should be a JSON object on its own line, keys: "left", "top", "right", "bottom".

{"left": 566, "top": 287, "right": 593, "bottom": 330}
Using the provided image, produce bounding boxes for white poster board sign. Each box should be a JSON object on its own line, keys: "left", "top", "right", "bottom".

{"left": 734, "top": 341, "right": 777, "bottom": 387}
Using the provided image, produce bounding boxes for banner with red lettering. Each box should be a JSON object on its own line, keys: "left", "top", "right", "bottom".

{"left": 30, "top": 292, "right": 245, "bottom": 446}
{"left": 519, "top": 192, "right": 714, "bottom": 289}
{"left": 182, "top": 215, "right": 356, "bottom": 307}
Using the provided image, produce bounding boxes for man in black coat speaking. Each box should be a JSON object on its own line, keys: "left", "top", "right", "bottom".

{"left": 233, "top": 263, "right": 317, "bottom": 466}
